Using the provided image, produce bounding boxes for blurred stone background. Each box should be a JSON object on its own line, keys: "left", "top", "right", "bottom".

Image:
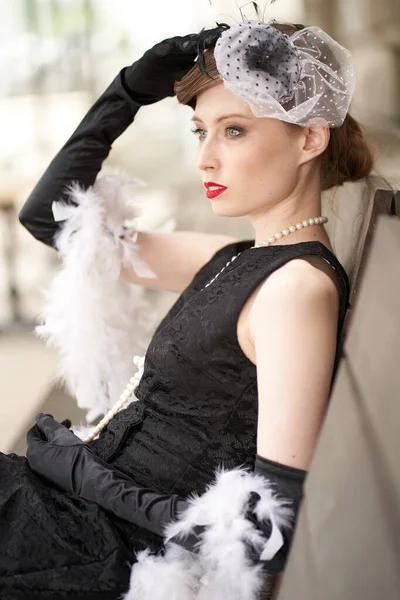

{"left": 0, "top": 0, "right": 399, "bottom": 453}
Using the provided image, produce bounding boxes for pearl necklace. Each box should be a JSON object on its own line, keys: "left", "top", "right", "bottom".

{"left": 82, "top": 214, "right": 328, "bottom": 443}
{"left": 83, "top": 354, "right": 145, "bottom": 443}
{"left": 204, "top": 215, "right": 328, "bottom": 288}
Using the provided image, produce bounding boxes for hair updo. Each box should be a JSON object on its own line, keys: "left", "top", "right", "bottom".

{"left": 174, "top": 23, "right": 375, "bottom": 191}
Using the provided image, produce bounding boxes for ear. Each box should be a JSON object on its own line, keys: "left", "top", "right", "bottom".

{"left": 299, "top": 126, "right": 330, "bottom": 165}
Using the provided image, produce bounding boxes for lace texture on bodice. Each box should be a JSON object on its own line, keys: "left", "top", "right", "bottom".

{"left": 90, "top": 240, "right": 350, "bottom": 496}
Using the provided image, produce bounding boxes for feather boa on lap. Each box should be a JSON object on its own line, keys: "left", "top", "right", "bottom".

{"left": 124, "top": 468, "right": 293, "bottom": 600}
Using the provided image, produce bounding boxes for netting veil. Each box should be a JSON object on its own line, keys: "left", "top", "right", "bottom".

{"left": 213, "top": 21, "right": 356, "bottom": 127}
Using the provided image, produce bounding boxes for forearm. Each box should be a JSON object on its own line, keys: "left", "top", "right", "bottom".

{"left": 19, "top": 68, "right": 141, "bottom": 248}
{"left": 28, "top": 414, "right": 301, "bottom": 567}
{"left": 80, "top": 460, "right": 186, "bottom": 537}
{"left": 80, "top": 452, "right": 306, "bottom": 561}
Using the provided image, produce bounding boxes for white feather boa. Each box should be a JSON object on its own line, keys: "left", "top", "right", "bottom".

{"left": 35, "top": 170, "right": 158, "bottom": 423}
{"left": 124, "top": 468, "right": 293, "bottom": 600}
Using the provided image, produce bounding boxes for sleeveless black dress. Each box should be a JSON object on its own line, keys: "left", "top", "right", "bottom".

{"left": 0, "top": 239, "right": 349, "bottom": 599}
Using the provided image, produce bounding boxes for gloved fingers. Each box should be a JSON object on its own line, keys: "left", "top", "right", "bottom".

{"left": 247, "top": 491, "right": 261, "bottom": 511}
{"left": 35, "top": 413, "right": 81, "bottom": 445}
{"left": 35, "top": 413, "right": 62, "bottom": 440}
{"left": 61, "top": 419, "right": 72, "bottom": 429}
{"left": 155, "top": 34, "right": 199, "bottom": 58}
{"left": 181, "top": 35, "right": 200, "bottom": 52}
{"left": 155, "top": 27, "right": 224, "bottom": 61}
{"left": 26, "top": 424, "right": 50, "bottom": 473}
{"left": 198, "top": 24, "right": 228, "bottom": 50}
{"left": 26, "top": 422, "right": 46, "bottom": 446}
{"left": 244, "top": 491, "right": 273, "bottom": 538}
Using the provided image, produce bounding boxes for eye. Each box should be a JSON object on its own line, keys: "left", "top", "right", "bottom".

{"left": 226, "top": 126, "right": 243, "bottom": 138}
{"left": 191, "top": 127, "right": 207, "bottom": 139}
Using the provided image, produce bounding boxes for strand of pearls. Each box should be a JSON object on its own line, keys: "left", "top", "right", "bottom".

{"left": 204, "top": 216, "right": 328, "bottom": 289}
{"left": 82, "top": 215, "right": 328, "bottom": 442}
{"left": 83, "top": 355, "right": 145, "bottom": 443}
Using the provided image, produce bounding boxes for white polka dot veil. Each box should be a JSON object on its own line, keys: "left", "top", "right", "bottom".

{"left": 213, "top": 21, "right": 356, "bottom": 128}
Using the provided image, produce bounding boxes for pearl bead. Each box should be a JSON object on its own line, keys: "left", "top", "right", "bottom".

{"left": 289, "top": 226, "right": 296, "bottom": 233}
{"left": 282, "top": 229, "right": 289, "bottom": 235}
{"left": 296, "top": 223, "right": 303, "bottom": 230}
{"left": 133, "top": 355, "right": 140, "bottom": 366}
{"left": 268, "top": 236, "right": 275, "bottom": 244}
{"left": 308, "top": 218, "right": 315, "bottom": 225}
{"left": 302, "top": 220, "right": 309, "bottom": 227}
{"left": 275, "top": 232, "right": 283, "bottom": 239}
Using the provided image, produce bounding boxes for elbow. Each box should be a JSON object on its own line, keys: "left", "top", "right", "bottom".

{"left": 18, "top": 202, "right": 58, "bottom": 249}
{"left": 18, "top": 202, "right": 32, "bottom": 231}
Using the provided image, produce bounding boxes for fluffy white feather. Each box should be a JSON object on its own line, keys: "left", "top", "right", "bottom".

{"left": 125, "top": 468, "right": 293, "bottom": 600}
{"left": 35, "top": 170, "right": 156, "bottom": 423}
{"left": 68, "top": 422, "right": 98, "bottom": 441}
{"left": 124, "top": 547, "right": 203, "bottom": 600}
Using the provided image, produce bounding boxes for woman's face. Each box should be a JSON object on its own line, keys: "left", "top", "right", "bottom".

{"left": 192, "top": 82, "right": 306, "bottom": 219}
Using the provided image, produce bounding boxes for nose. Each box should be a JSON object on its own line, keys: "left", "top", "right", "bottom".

{"left": 196, "top": 136, "right": 220, "bottom": 173}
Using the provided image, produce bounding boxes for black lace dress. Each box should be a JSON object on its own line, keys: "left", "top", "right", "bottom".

{"left": 0, "top": 238, "right": 350, "bottom": 599}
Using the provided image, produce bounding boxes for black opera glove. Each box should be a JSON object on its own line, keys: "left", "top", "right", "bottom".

{"left": 123, "top": 27, "right": 224, "bottom": 105}
{"left": 26, "top": 415, "right": 305, "bottom": 566}
{"left": 25, "top": 415, "right": 284, "bottom": 563}
{"left": 26, "top": 414, "right": 187, "bottom": 539}
{"left": 254, "top": 454, "right": 307, "bottom": 572}
{"left": 18, "top": 26, "right": 224, "bottom": 248}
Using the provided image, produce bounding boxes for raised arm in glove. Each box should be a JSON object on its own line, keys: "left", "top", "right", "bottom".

{"left": 19, "top": 28, "right": 223, "bottom": 247}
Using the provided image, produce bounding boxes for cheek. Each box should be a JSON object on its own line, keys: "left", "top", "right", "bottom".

{"left": 232, "top": 140, "right": 295, "bottom": 187}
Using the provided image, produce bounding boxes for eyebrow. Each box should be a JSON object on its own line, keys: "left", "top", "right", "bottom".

{"left": 191, "top": 113, "right": 252, "bottom": 123}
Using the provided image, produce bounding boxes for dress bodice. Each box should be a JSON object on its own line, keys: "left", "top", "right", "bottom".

{"left": 90, "top": 240, "right": 350, "bottom": 497}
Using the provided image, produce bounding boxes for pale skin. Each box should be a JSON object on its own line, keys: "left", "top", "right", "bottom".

{"left": 120, "top": 82, "right": 340, "bottom": 474}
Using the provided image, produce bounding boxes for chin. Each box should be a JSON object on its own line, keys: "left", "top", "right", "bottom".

{"left": 211, "top": 202, "right": 245, "bottom": 218}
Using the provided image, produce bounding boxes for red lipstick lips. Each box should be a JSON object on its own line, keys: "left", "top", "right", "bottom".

{"left": 204, "top": 182, "right": 228, "bottom": 199}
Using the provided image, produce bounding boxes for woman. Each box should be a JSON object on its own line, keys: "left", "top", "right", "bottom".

{"left": 1, "top": 19, "right": 373, "bottom": 600}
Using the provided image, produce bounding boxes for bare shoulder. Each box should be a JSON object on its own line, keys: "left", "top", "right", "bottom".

{"left": 258, "top": 256, "right": 339, "bottom": 300}
{"left": 249, "top": 257, "right": 340, "bottom": 338}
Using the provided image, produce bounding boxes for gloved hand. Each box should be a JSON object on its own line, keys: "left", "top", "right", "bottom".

{"left": 26, "top": 414, "right": 190, "bottom": 539}
{"left": 123, "top": 27, "right": 224, "bottom": 105}
{"left": 26, "top": 414, "right": 289, "bottom": 564}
